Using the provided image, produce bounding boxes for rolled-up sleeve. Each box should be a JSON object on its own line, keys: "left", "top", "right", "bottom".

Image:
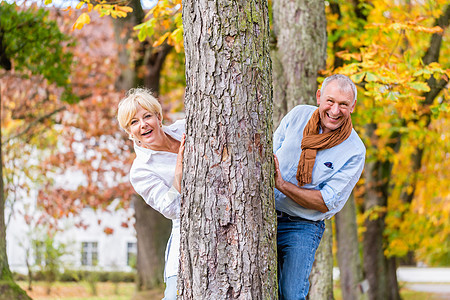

{"left": 320, "top": 153, "right": 365, "bottom": 212}
{"left": 130, "top": 168, "right": 180, "bottom": 220}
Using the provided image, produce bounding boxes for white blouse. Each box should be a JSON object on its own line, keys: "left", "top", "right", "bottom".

{"left": 129, "top": 119, "right": 185, "bottom": 280}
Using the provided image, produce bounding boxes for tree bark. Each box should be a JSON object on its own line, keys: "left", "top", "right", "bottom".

{"left": 179, "top": 0, "right": 276, "bottom": 299}
{"left": 336, "top": 194, "right": 365, "bottom": 300}
{"left": 133, "top": 195, "right": 171, "bottom": 290}
{"left": 308, "top": 219, "right": 334, "bottom": 300}
{"left": 271, "top": 0, "right": 327, "bottom": 126}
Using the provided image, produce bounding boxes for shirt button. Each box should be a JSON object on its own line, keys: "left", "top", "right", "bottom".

{"left": 337, "top": 192, "right": 342, "bottom": 197}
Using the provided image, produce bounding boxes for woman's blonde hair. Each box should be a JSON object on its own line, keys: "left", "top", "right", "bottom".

{"left": 117, "top": 88, "right": 163, "bottom": 133}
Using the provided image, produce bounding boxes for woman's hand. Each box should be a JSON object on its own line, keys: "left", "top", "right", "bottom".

{"left": 174, "top": 133, "right": 186, "bottom": 193}
{"left": 274, "top": 154, "right": 285, "bottom": 191}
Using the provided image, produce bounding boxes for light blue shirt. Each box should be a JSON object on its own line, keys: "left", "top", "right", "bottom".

{"left": 274, "top": 105, "right": 366, "bottom": 221}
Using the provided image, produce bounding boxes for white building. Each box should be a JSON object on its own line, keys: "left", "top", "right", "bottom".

{"left": 6, "top": 196, "right": 137, "bottom": 274}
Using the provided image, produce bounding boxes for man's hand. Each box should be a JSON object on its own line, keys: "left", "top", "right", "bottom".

{"left": 274, "top": 154, "right": 286, "bottom": 190}
{"left": 174, "top": 133, "right": 186, "bottom": 193}
{"left": 273, "top": 154, "right": 328, "bottom": 213}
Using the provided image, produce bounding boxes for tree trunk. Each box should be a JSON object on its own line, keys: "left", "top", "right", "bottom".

{"left": 111, "top": 0, "right": 145, "bottom": 91}
{"left": 0, "top": 84, "right": 31, "bottom": 300}
{"left": 111, "top": 0, "right": 174, "bottom": 289}
{"left": 133, "top": 195, "right": 171, "bottom": 290}
{"left": 336, "top": 194, "right": 365, "bottom": 300}
{"left": 272, "top": 1, "right": 330, "bottom": 298}
{"left": 271, "top": 0, "right": 327, "bottom": 126}
{"left": 179, "top": 0, "right": 276, "bottom": 298}
{"left": 308, "top": 219, "right": 334, "bottom": 300}
{"left": 362, "top": 132, "right": 400, "bottom": 300}
{"left": 112, "top": 0, "right": 173, "bottom": 94}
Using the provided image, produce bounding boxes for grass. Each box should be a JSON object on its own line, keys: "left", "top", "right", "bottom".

{"left": 18, "top": 281, "right": 449, "bottom": 300}
{"left": 333, "top": 282, "right": 450, "bottom": 300}
{"left": 16, "top": 281, "right": 154, "bottom": 300}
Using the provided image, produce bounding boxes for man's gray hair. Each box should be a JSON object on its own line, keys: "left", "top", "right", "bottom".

{"left": 320, "top": 74, "right": 357, "bottom": 102}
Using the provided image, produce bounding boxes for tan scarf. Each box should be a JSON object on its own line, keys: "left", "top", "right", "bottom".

{"left": 296, "top": 108, "right": 353, "bottom": 186}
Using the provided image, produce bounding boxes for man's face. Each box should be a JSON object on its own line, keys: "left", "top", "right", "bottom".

{"left": 316, "top": 80, "right": 356, "bottom": 134}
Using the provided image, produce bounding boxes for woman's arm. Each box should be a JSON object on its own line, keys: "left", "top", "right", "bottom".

{"left": 173, "top": 133, "right": 185, "bottom": 193}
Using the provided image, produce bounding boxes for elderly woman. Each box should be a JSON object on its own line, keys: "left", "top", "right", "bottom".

{"left": 117, "top": 88, "right": 185, "bottom": 300}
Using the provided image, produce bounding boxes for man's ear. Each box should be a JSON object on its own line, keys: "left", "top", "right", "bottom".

{"left": 316, "top": 89, "right": 321, "bottom": 105}
{"left": 350, "top": 99, "right": 357, "bottom": 113}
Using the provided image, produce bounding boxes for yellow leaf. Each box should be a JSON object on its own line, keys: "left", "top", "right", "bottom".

{"left": 152, "top": 32, "right": 170, "bottom": 47}
{"left": 117, "top": 5, "right": 133, "bottom": 13}
{"left": 76, "top": 1, "right": 84, "bottom": 9}
{"left": 73, "top": 13, "right": 90, "bottom": 30}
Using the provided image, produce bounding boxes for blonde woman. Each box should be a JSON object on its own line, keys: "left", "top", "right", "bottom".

{"left": 117, "top": 88, "right": 185, "bottom": 300}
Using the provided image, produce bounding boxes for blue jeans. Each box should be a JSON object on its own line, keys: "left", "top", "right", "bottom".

{"left": 277, "top": 214, "right": 325, "bottom": 300}
{"left": 163, "top": 275, "right": 177, "bottom": 300}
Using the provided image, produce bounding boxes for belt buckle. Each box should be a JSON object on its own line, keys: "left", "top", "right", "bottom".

{"left": 276, "top": 210, "right": 285, "bottom": 218}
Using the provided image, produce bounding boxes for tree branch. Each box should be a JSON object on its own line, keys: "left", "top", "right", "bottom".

{"left": 2, "top": 106, "right": 66, "bottom": 145}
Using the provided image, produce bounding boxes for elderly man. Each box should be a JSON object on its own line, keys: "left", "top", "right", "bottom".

{"left": 274, "top": 74, "right": 366, "bottom": 299}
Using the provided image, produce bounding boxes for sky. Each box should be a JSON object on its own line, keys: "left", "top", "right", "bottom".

{"left": 3, "top": 0, "right": 157, "bottom": 9}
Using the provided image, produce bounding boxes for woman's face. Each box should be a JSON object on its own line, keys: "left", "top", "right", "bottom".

{"left": 129, "top": 104, "right": 162, "bottom": 146}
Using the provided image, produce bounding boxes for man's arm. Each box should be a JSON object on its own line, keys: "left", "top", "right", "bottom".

{"left": 274, "top": 154, "right": 329, "bottom": 213}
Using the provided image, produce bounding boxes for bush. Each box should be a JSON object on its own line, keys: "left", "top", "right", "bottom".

{"left": 12, "top": 272, "right": 27, "bottom": 282}
{"left": 56, "top": 270, "right": 135, "bottom": 283}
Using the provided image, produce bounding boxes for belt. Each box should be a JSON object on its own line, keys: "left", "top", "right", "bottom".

{"left": 276, "top": 210, "right": 312, "bottom": 222}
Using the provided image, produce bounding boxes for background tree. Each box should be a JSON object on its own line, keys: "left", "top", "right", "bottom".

{"left": 178, "top": 0, "right": 277, "bottom": 298}
{"left": 325, "top": 1, "right": 450, "bottom": 299}
{"left": 0, "top": 2, "right": 74, "bottom": 299}
{"left": 271, "top": 1, "right": 333, "bottom": 298}
{"left": 328, "top": 1, "right": 367, "bottom": 299}
{"left": 41, "top": 0, "right": 186, "bottom": 291}
{"left": 271, "top": 0, "right": 327, "bottom": 126}
{"left": 109, "top": 0, "right": 185, "bottom": 290}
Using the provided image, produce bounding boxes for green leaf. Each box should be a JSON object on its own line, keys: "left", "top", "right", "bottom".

{"left": 407, "top": 81, "right": 430, "bottom": 92}
{"left": 365, "top": 72, "right": 379, "bottom": 82}
{"left": 352, "top": 72, "right": 366, "bottom": 83}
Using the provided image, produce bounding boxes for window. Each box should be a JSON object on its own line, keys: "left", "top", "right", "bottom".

{"left": 127, "top": 242, "right": 137, "bottom": 267}
{"left": 34, "top": 241, "right": 45, "bottom": 266}
{"left": 81, "top": 242, "right": 98, "bottom": 266}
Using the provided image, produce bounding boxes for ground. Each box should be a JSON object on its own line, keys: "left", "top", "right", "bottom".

{"left": 16, "top": 280, "right": 450, "bottom": 300}
{"left": 17, "top": 281, "right": 164, "bottom": 300}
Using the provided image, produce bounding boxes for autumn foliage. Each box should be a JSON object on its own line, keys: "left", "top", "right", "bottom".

{"left": 324, "top": 0, "right": 449, "bottom": 265}
{"left": 1, "top": 0, "right": 449, "bottom": 269}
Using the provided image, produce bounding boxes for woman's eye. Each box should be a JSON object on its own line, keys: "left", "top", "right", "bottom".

{"left": 130, "top": 120, "right": 137, "bottom": 125}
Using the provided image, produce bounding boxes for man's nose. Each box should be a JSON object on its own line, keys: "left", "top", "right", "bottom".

{"left": 331, "top": 103, "right": 339, "bottom": 114}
